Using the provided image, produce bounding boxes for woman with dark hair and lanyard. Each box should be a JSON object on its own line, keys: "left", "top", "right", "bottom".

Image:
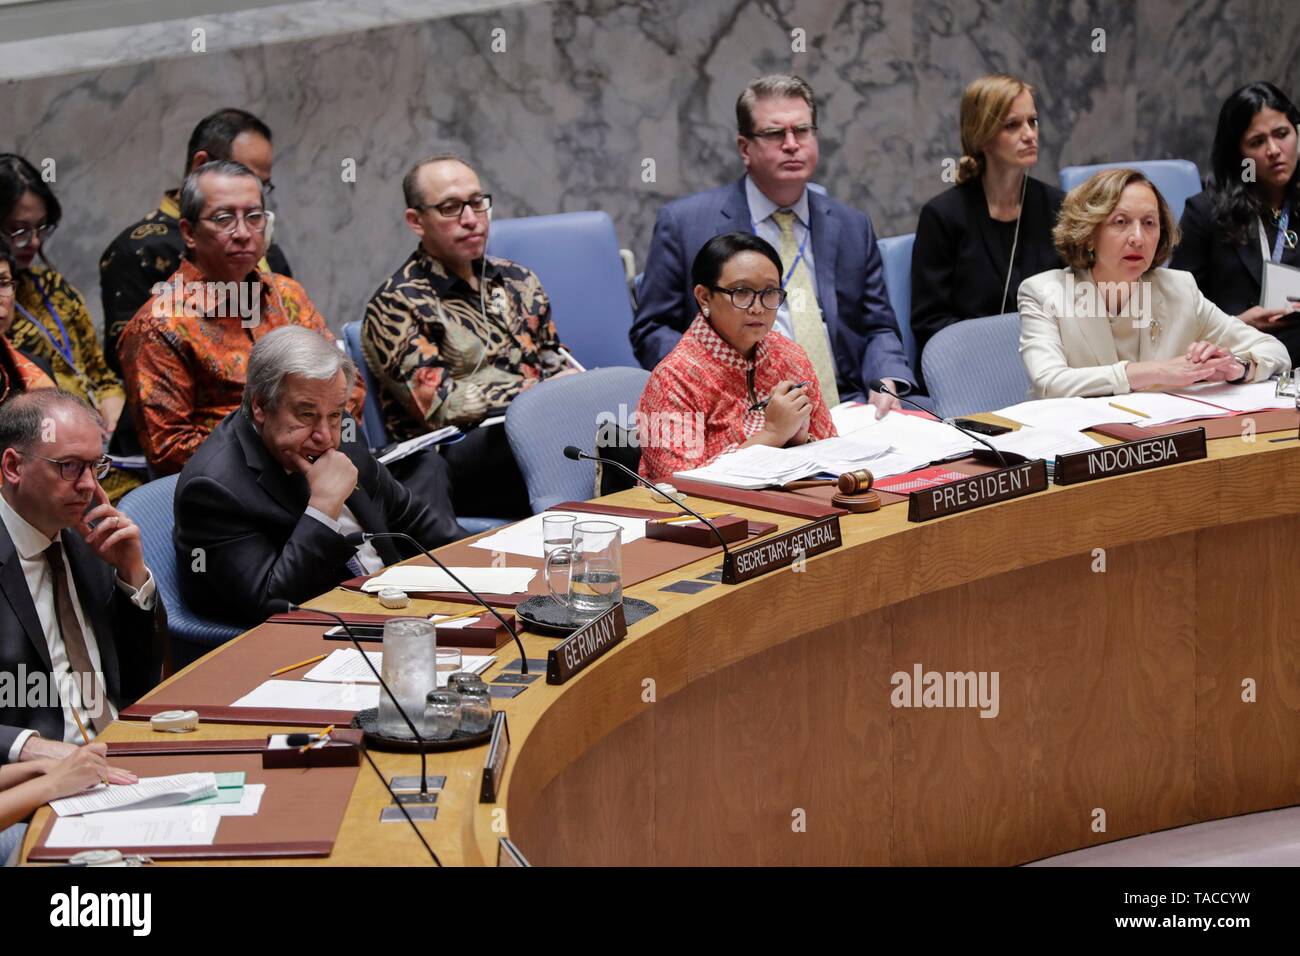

{"left": 1172, "top": 82, "right": 1300, "bottom": 363}
{"left": 910, "top": 74, "right": 1065, "bottom": 389}
{"left": 0, "top": 154, "right": 138, "bottom": 499}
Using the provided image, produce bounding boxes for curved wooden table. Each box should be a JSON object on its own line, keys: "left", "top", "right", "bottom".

{"left": 25, "top": 428, "right": 1300, "bottom": 866}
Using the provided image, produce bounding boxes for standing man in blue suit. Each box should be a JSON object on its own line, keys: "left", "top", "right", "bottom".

{"left": 631, "top": 75, "right": 914, "bottom": 415}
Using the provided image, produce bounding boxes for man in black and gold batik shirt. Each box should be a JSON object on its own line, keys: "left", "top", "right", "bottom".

{"left": 98, "top": 108, "right": 292, "bottom": 376}
{"left": 362, "top": 155, "right": 577, "bottom": 519}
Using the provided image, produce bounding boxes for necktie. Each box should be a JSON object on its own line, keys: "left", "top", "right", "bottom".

{"left": 45, "top": 540, "right": 111, "bottom": 735}
{"left": 771, "top": 209, "right": 839, "bottom": 405}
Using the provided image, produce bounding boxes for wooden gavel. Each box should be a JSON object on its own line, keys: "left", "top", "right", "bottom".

{"left": 783, "top": 469, "right": 874, "bottom": 494}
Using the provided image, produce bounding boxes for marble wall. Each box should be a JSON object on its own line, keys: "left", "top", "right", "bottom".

{"left": 2, "top": 0, "right": 1298, "bottom": 335}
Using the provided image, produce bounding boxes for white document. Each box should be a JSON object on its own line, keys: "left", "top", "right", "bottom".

{"left": 995, "top": 397, "right": 1143, "bottom": 432}
{"left": 377, "top": 426, "right": 461, "bottom": 465}
{"left": 47, "top": 811, "right": 219, "bottom": 848}
{"left": 1260, "top": 260, "right": 1300, "bottom": 312}
{"left": 987, "top": 427, "right": 1102, "bottom": 459}
{"left": 830, "top": 400, "right": 885, "bottom": 436}
{"left": 469, "top": 511, "right": 648, "bottom": 559}
{"left": 360, "top": 565, "right": 537, "bottom": 594}
{"left": 50, "top": 773, "right": 218, "bottom": 817}
{"left": 231, "top": 679, "right": 379, "bottom": 711}
{"left": 1101, "top": 391, "right": 1234, "bottom": 427}
{"left": 1173, "top": 380, "right": 1295, "bottom": 413}
{"left": 302, "top": 648, "right": 494, "bottom": 687}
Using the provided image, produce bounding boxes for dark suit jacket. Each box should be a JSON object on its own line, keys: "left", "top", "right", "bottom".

{"left": 910, "top": 177, "right": 1064, "bottom": 389}
{"left": 174, "top": 410, "right": 464, "bottom": 628}
{"left": 630, "top": 177, "right": 914, "bottom": 399}
{"left": 0, "top": 522, "right": 160, "bottom": 746}
{"left": 1171, "top": 190, "right": 1300, "bottom": 363}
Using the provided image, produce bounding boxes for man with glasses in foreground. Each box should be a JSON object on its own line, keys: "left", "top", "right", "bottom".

{"left": 0, "top": 388, "right": 160, "bottom": 756}
{"left": 118, "top": 160, "right": 363, "bottom": 475}
{"left": 362, "top": 154, "right": 576, "bottom": 519}
{"left": 631, "top": 74, "right": 914, "bottom": 417}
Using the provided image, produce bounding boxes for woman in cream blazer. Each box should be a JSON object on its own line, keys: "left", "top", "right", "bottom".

{"left": 1019, "top": 168, "right": 1289, "bottom": 398}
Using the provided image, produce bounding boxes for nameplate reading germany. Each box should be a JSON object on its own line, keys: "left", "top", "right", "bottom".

{"left": 1053, "top": 428, "right": 1206, "bottom": 485}
{"left": 720, "top": 515, "right": 842, "bottom": 584}
{"left": 546, "top": 602, "right": 628, "bottom": 685}
{"left": 907, "top": 459, "right": 1048, "bottom": 522}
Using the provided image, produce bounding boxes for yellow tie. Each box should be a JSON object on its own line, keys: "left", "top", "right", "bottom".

{"left": 771, "top": 210, "right": 839, "bottom": 405}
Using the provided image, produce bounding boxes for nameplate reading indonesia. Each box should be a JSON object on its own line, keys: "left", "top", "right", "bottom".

{"left": 1053, "top": 427, "right": 1206, "bottom": 485}
{"left": 907, "top": 459, "right": 1048, "bottom": 522}
{"left": 720, "top": 515, "right": 842, "bottom": 584}
{"left": 546, "top": 602, "right": 628, "bottom": 685}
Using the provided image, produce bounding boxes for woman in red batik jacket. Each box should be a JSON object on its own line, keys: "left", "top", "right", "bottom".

{"left": 637, "top": 232, "right": 835, "bottom": 483}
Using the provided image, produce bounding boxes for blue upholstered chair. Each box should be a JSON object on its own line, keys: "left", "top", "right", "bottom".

{"left": 117, "top": 475, "right": 242, "bottom": 670}
{"left": 920, "top": 312, "right": 1031, "bottom": 419}
{"left": 876, "top": 232, "right": 918, "bottom": 373}
{"left": 487, "top": 211, "right": 638, "bottom": 369}
{"left": 505, "top": 366, "right": 651, "bottom": 513}
{"left": 1058, "top": 159, "right": 1202, "bottom": 222}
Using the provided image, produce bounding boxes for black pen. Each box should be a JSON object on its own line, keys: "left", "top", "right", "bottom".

{"left": 750, "top": 380, "right": 810, "bottom": 412}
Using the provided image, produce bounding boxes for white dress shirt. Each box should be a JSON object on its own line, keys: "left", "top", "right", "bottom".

{"left": 304, "top": 505, "right": 385, "bottom": 573}
{"left": 0, "top": 494, "right": 156, "bottom": 753}
{"left": 745, "top": 176, "right": 820, "bottom": 341}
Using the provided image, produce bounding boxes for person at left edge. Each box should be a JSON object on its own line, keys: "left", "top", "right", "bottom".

{"left": 0, "top": 237, "right": 55, "bottom": 402}
{"left": 0, "top": 155, "right": 139, "bottom": 500}
{"left": 174, "top": 326, "right": 464, "bottom": 629}
{"left": 118, "top": 159, "right": 365, "bottom": 476}
{"left": 0, "top": 389, "right": 160, "bottom": 750}
{"left": 631, "top": 74, "right": 914, "bottom": 416}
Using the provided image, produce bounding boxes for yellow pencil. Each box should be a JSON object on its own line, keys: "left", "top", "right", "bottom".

{"left": 269, "top": 653, "right": 326, "bottom": 677}
{"left": 70, "top": 708, "right": 108, "bottom": 786}
{"left": 430, "top": 609, "right": 483, "bottom": 626}
{"left": 301, "top": 724, "right": 335, "bottom": 753}
{"left": 659, "top": 512, "right": 728, "bottom": 525}
{"left": 1108, "top": 401, "right": 1150, "bottom": 419}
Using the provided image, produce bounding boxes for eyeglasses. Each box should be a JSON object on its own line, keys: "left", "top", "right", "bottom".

{"left": 24, "top": 453, "right": 112, "bottom": 482}
{"left": 748, "top": 124, "right": 817, "bottom": 145}
{"left": 6, "top": 222, "right": 57, "bottom": 249}
{"left": 201, "top": 210, "right": 269, "bottom": 235}
{"left": 0, "top": 278, "right": 15, "bottom": 297}
{"left": 710, "top": 285, "right": 787, "bottom": 310}
{"left": 416, "top": 194, "right": 493, "bottom": 219}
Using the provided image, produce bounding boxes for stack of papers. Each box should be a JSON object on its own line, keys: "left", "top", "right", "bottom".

{"left": 302, "top": 648, "right": 494, "bottom": 688}
{"left": 360, "top": 566, "right": 537, "bottom": 594}
{"left": 50, "top": 773, "right": 218, "bottom": 817}
{"left": 231, "top": 679, "right": 380, "bottom": 711}
{"left": 46, "top": 785, "right": 266, "bottom": 849}
{"left": 470, "top": 511, "right": 649, "bottom": 559}
{"left": 1173, "top": 380, "right": 1294, "bottom": 413}
{"left": 377, "top": 426, "right": 461, "bottom": 465}
{"left": 984, "top": 427, "right": 1102, "bottom": 459}
{"left": 995, "top": 397, "right": 1143, "bottom": 432}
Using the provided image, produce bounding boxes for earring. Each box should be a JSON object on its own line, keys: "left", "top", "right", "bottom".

{"left": 1087, "top": 246, "right": 1095, "bottom": 262}
{"left": 702, "top": 308, "right": 710, "bottom": 317}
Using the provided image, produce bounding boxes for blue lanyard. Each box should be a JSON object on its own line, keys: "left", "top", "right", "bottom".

{"left": 753, "top": 215, "right": 811, "bottom": 288}
{"left": 14, "top": 281, "right": 76, "bottom": 368}
{"left": 1271, "top": 207, "right": 1291, "bottom": 263}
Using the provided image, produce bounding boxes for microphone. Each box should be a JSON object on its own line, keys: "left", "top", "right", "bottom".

{"left": 562, "top": 445, "right": 733, "bottom": 564}
{"left": 868, "top": 379, "right": 1010, "bottom": 469}
{"left": 344, "top": 531, "right": 528, "bottom": 676}
{"left": 276, "top": 601, "right": 441, "bottom": 866}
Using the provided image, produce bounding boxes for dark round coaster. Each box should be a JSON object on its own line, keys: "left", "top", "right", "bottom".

{"left": 516, "top": 596, "right": 657, "bottom": 636}
{"left": 351, "top": 707, "right": 492, "bottom": 753}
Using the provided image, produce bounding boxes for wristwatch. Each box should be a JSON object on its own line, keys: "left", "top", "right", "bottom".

{"left": 1229, "top": 354, "right": 1254, "bottom": 384}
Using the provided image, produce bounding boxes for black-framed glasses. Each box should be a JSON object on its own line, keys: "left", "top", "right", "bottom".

{"left": 6, "top": 222, "right": 57, "bottom": 249}
{"left": 748, "top": 124, "right": 817, "bottom": 145}
{"left": 416, "top": 194, "right": 493, "bottom": 219}
{"left": 202, "top": 210, "right": 269, "bottom": 235}
{"left": 24, "top": 453, "right": 112, "bottom": 482}
{"left": 710, "top": 285, "right": 787, "bottom": 310}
